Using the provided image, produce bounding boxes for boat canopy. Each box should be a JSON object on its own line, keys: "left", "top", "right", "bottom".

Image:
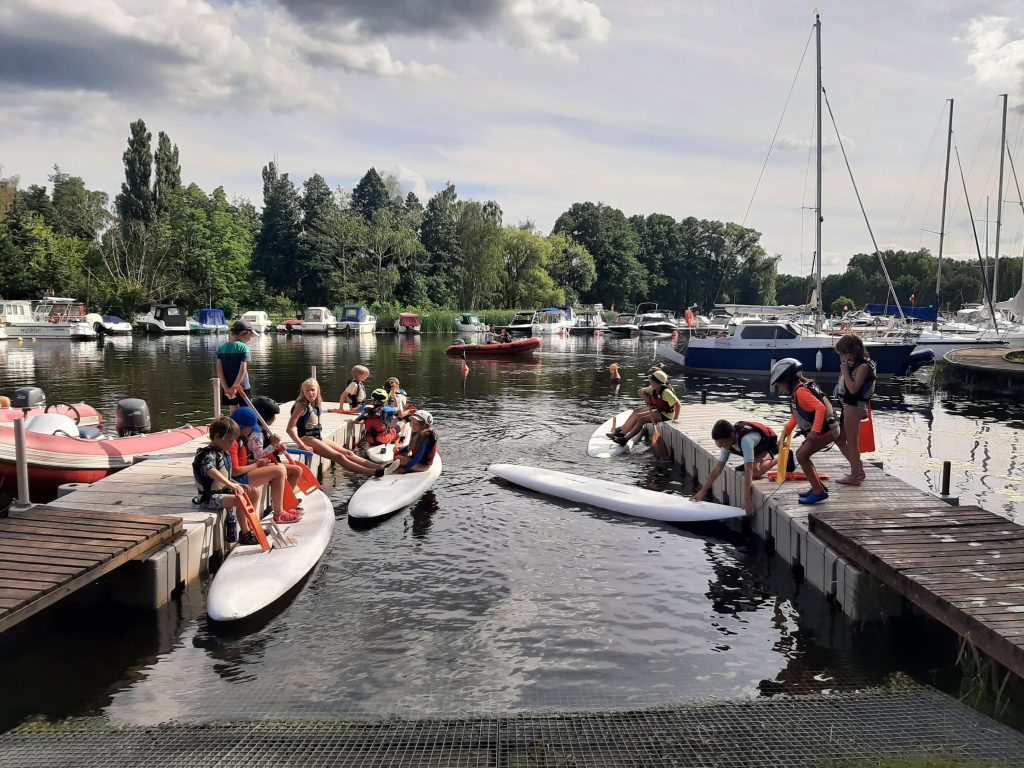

{"left": 154, "top": 305, "right": 187, "bottom": 326}
{"left": 734, "top": 322, "right": 802, "bottom": 340}
{"left": 195, "top": 308, "right": 227, "bottom": 326}
{"left": 398, "top": 313, "right": 420, "bottom": 327}
{"left": 304, "top": 307, "right": 331, "bottom": 321}
{"left": 865, "top": 304, "right": 937, "bottom": 323}
{"left": 342, "top": 306, "right": 369, "bottom": 321}
{"left": 460, "top": 313, "right": 481, "bottom": 324}
{"left": 540, "top": 306, "right": 575, "bottom": 320}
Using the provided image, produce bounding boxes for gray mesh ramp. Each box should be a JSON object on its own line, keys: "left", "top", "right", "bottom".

{"left": 3, "top": 688, "right": 1022, "bottom": 767}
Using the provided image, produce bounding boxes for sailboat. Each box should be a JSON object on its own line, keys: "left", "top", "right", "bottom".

{"left": 684, "top": 15, "right": 926, "bottom": 378}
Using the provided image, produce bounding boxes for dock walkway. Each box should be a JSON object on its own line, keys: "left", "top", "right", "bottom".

{"left": 663, "top": 403, "right": 1024, "bottom": 677}
{"left": 944, "top": 348, "right": 1024, "bottom": 376}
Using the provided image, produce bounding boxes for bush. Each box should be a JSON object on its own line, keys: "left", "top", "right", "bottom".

{"left": 832, "top": 296, "right": 858, "bottom": 315}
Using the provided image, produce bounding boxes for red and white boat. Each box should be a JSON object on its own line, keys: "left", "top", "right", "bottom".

{"left": 446, "top": 337, "right": 543, "bottom": 357}
{"left": 0, "top": 411, "right": 205, "bottom": 502}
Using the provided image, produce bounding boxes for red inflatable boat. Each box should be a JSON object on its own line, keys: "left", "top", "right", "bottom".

{"left": 0, "top": 403, "right": 102, "bottom": 428}
{"left": 446, "top": 337, "right": 543, "bottom": 357}
{"left": 0, "top": 420, "right": 207, "bottom": 502}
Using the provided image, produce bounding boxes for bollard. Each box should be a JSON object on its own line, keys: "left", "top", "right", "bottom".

{"left": 940, "top": 461, "right": 951, "bottom": 497}
{"left": 211, "top": 378, "right": 221, "bottom": 418}
{"left": 311, "top": 365, "right": 317, "bottom": 381}
{"left": 701, "top": 390, "right": 707, "bottom": 404}
{"left": 14, "top": 418, "right": 30, "bottom": 506}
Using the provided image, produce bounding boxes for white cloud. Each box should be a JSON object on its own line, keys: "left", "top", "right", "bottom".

{"left": 965, "top": 15, "right": 1024, "bottom": 94}
{"left": 387, "top": 166, "right": 429, "bottom": 201}
{"left": 503, "top": 0, "right": 610, "bottom": 59}
{"left": 775, "top": 133, "right": 855, "bottom": 153}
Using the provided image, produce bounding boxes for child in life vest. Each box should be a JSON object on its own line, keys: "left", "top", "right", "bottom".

{"left": 228, "top": 407, "right": 301, "bottom": 524}
{"left": 250, "top": 396, "right": 305, "bottom": 499}
{"left": 834, "top": 334, "right": 876, "bottom": 486}
{"left": 355, "top": 389, "right": 400, "bottom": 447}
{"left": 191, "top": 416, "right": 260, "bottom": 545}
{"left": 396, "top": 411, "right": 439, "bottom": 473}
{"left": 334, "top": 365, "right": 370, "bottom": 414}
{"left": 692, "top": 419, "right": 780, "bottom": 516}
{"left": 288, "top": 378, "right": 398, "bottom": 477}
{"left": 770, "top": 358, "right": 839, "bottom": 505}
{"left": 610, "top": 369, "right": 681, "bottom": 445}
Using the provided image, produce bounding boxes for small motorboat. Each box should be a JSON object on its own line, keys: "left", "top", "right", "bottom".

{"left": 137, "top": 304, "right": 190, "bottom": 334}
{"left": 506, "top": 311, "right": 537, "bottom": 336}
{"left": 0, "top": 398, "right": 205, "bottom": 502}
{"left": 635, "top": 303, "right": 678, "bottom": 337}
{"left": 570, "top": 309, "right": 606, "bottom": 334}
{"left": 190, "top": 308, "right": 229, "bottom": 334}
{"left": 300, "top": 307, "right": 338, "bottom": 334}
{"left": 457, "top": 313, "right": 487, "bottom": 334}
{"left": 446, "top": 337, "right": 543, "bottom": 357}
{"left": 90, "top": 314, "right": 134, "bottom": 335}
{"left": 531, "top": 307, "right": 574, "bottom": 335}
{"left": 5, "top": 298, "right": 97, "bottom": 340}
{"left": 604, "top": 313, "right": 639, "bottom": 337}
{"left": 1, "top": 387, "right": 101, "bottom": 428}
{"left": 337, "top": 305, "right": 376, "bottom": 334}
{"left": 239, "top": 310, "right": 271, "bottom": 334}
{"left": 394, "top": 312, "right": 421, "bottom": 334}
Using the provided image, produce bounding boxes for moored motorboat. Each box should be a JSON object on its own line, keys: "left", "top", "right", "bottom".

{"left": 337, "top": 305, "right": 375, "bottom": 334}
{"left": 569, "top": 308, "right": 606, "bottom": 334}
{"left": 190, "top": 308, "right": 229, "bottom": 334}
{"left": 506, "top": 311, "right": 537, "bottom": 336}
{"left": 457, "top": 313, "right": 487, "bottom": 334}
{"left": 300, "top": 306, "right": 338, "bottom": 334}
{"left": 531, "top": 307, "right": 574, "bottom": 335}
{"left": 446, "top": 337, "right": 543, "bottom": 357}
{"left": 239, "top": 310, "right": 271, "bottom": 334}
{"left": 86, "top": 313, "right": 133, "bottom": 335}
{"left": 137, "top": 304, "right": 190, "bottom": 334}
{"left": 604, "top": 313, "right": 639, "bottom": 337}
{"left": 5, "top": 298, "right": 97, "bottom": 340}
{"left": 394, "top": 312, "right": 421, "bottom": 334}
{"left": 276, "top": 319, "right": 303, "bottom": 334}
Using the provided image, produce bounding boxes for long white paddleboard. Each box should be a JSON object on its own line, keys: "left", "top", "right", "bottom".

{"left": 348, "top": 454, "right": 443, "bottom": 519}
{"left": 207, "top": 488, "right": 335, "bottom": 621}
{"left": 587, "top": 409, "right": 651, "bottom": 458}
{"left": 489, "top": 463, "right": 743, "bottom": 522}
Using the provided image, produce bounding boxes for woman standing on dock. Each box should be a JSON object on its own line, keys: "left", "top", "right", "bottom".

{"left": 770, "top": 358, "right": 839, "bottom": 505}
{"left": 834, "top": 335, "right": 875, "bottom": 486}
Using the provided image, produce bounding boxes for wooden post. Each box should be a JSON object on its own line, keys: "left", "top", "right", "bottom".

{"left": 941, "top": 461, "right": 951, "bottom": 497}
{"left": 701, "top": 390, "right": 707, "bottom": 404}
{"left": 311, "top": 365, "right": 317, "bottom": 381}
{"left": 13, "top": 418, "right": 30, "bottom": 506}
{"left": 211, "top": 378, "right": 221, "bottom": 418}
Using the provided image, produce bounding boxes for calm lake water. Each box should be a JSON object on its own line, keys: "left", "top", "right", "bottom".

{"left": 0, "top": 333, "right": 1020, "bottom": 729}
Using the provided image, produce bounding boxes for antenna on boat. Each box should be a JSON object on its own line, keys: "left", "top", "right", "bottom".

{"left": 993, "top": 94, "right": 1008, "bottom": 304}
{"left": 814, "top": 12, "right": 823, "bottom": 334}
{"left": 933, "top": 99, "right": 953, "bottom": 331}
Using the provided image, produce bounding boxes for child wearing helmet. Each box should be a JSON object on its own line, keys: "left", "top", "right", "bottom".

{"left": 355, "top": 388, "right": 400, "bottom": 447}
{"left": 610, "top": 369, "right": 680, "bottom": 446}
{"left": 396, "top": 411, "right": 438, "bottom": 473}
{"left": 251, "top": 395, "right": 305, "bottom": 498}
{"left": 770, "top": 357, "right": 838, "bottom": 505}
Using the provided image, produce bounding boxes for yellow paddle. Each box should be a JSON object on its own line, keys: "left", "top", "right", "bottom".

{"left": 776, "top": 433, "right": 792, "bottom": 484}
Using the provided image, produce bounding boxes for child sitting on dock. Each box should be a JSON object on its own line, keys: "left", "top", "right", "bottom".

{"left": 355, "top": 389, "right": 400, "bottom": 447}
{"left": 610, "top": 370, "right": 681, "bottom": 445}
{"left": 289, "top": 378, "right": 398, "bottom": 477}
{"left": 770, "top": 358, "right": 838, "bottom": 506}
{"left": 396, "top": 411, "right": 438, "bottom": 473}
{"left": 334, "top": 365, "right": 370, "bottom": 414}
{"left": 834, "top": 334, "right": 875, "bottom": 487}
{"left": 191, "top": 416, "right": 260, "bottom": 545}
{"left": 692, "top": 420, "right": 780, "bottom": 516}
{"left": 229, "top": 407, "right": 302, "bottom": 524}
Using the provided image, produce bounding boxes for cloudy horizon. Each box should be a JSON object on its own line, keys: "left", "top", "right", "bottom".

{"left": 2, "top": 0, "right": 1024, "bottom": 277}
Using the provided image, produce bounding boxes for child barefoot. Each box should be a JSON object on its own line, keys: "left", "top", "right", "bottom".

{"left": 229, "top": 407, "right": 301, "bottom": 524}
{"left": 834, "top": 334, "right": 875, "bottom": 486}
{"left": 288, "top": 378, "right": 397, "bottom": 477}
{"left": 395, "top": 411, "right": 439, "bottom": 473}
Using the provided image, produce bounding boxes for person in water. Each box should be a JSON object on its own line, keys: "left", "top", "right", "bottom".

{"left": 191, "top": 416, "right": 259, "bottom": 545}
{"left": 610, "top": 369, "right": 681, "bottom": 445}
{"left": 228, "top": 407, "right": 301, "bottom": 524}
{"left": 288, "top": 378, "right": 397, "bottom": 477}
{"left": 692, "top": 419, "right": 780, "bottom": 516}
{"left": 834, "top": 334, "right": 875, "bottom": 486}
{"left": 770, "top": 358, "right": 838, "bottom": 505}
{"left": 396, "top": 411, "right": 438, "bottom": 473}
{"left": 334, "top": 365, "right": 370, "bottom": 414}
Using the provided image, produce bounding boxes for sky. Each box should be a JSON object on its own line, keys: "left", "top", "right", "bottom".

{"left": 2, "top": 0, "right": 1024, "bottom": 277}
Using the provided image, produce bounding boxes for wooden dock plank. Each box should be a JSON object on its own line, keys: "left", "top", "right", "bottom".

{"left": 0, "top": 507, "right": 181, "bottom": 634}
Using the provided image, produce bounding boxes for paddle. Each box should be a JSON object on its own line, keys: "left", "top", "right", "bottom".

{"left": 234, "top": 490, "right": 270, "bottom": 552}
{"left": 236, "top": 390, "right": 321, "bottom": 494}
{"left": 776, "top": 433, "right": 792, "bottom": 484}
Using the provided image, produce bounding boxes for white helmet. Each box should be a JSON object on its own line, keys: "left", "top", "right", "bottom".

{"left": 769, "top": 358, "right": 803, "bottom": 388}
{"left": 411, "top": 410, "right": 433, "bottom": 428}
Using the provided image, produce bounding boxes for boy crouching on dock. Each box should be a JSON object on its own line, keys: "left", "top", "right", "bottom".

{"left": 192, "top": 416, "right": 260, "bottom": 545}
{"left": 692, "top": 420, "right": 781, "bottom": 517}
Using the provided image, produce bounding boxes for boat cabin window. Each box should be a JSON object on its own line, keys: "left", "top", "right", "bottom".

{"left": 738, "top": 324, "right": 799, "bottom": 340}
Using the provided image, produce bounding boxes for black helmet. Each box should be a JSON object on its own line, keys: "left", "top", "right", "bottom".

{"left": 251, "top": 396, "right": 280, "bottom": 423}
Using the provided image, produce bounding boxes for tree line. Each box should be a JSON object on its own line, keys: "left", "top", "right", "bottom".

{"left": 3, "top": 118, "right": 1011, "bottom": 320}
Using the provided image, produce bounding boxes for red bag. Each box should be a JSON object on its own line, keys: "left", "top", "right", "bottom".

{"left": 859, "top": 405, "right": 876, "bottom": 453}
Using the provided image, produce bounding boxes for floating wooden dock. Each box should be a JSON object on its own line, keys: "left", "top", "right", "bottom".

{"left": 662, "top": 403, "right": 1024, "bottom": 678}
{"left": 0, "top": 506, "right": 181, "bottom": 632}
{"left": 944, "top": 347, "right": 1024, "bottom": 376}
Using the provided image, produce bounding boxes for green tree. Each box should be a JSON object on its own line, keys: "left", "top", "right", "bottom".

{"left": 20, "top": 184, "right": 53, "bottom": 222}
{"left": 776, "top": 273, "right": 813, "bottom": 305}
{"left": 831, "top": 296, "right": 857, "bottom": 315}
{"left": 115, "top": 119, "right": 155, "bottom": 224}
{"left": 552, "top": 202, "right": 646, "bottom": 307}
{"left": 456, "top": 201, "right": 503, "bottom": 309}
{"left": 364, "top": 210, "right": 423, "bottom": 305}
{"left": 253, "top": 161, "right": 302, "bottom": 297}
{"left": 498, "top": 225, "right": 552, "bottom": 308}
{"left": 50, "top": 167, "right": 109, "bottom": 241}
{"left": 420, "top": 183, "right": 460, "bottom": 306}
{"left": 153, "top": 131, "right": 181, "bottom": 215}
{"left": 546, "top": 233, "right": 596, "bottom": 305}
{"left": 351, "top": 167, "right": 390, "bottom": 221}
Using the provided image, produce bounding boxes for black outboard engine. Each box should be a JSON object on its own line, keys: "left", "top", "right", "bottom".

{"left": 116, "top": 398, "right": 151, "bottom": 436}
{"left": 13, "top": 387, "right": 45, "bottom": 409}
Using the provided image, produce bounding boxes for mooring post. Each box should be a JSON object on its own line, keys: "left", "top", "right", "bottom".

{"left": 311, "top": 365, "right": 317, "bottom": 381}
{"left": 211, "top": 378, "right": 221, "bottom": 418}
{"left": 13, "top": 418, "right": 30, "bottom": 507}
{"left": 941, "top": 460, "right": 951, "bottom": 497}
{"left": 701, "top": 390, "right": 707, "bottom": 404}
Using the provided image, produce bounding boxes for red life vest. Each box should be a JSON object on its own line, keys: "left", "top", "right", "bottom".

{"left": 730, "top": 421, "right": 778, "bottom": 457}
{"left": 361, "top": 408, "right": 398, "bottom": 445}
{"left": 649, "top": 385, "right": 676, "bottom": 416}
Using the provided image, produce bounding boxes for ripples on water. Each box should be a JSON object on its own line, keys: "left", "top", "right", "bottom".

{"left": 0, "top": 334, "right": 1018, "bottom": 726}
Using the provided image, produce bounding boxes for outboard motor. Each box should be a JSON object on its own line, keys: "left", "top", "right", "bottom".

{"left": 13, "top": 387, "right": 45, "bottom": 410}
{"left": 116, "top": 398, "right": 151, "bottom": 436}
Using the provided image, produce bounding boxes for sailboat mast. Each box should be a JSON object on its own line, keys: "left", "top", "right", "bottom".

{"left": 814, "top": 13, "right": 823, "bottom": 334}
{"left": 934, "top": 98, "right": 953, "bottom": 331}
{"left": 993, "top": 93, "right": 1008, "bottom": 304}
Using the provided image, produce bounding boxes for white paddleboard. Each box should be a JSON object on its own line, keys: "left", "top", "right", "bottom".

{"left": 365, "top": 443, "right": 395, "bottom": 464}
{"left": 489, "top": 463, "right": 743, "bottom": 523}
{"left": 207, "top": 487, "right": 336, "bottom": 621}
{"left": 587, "top": 409, "right": 651, "bottom": 458}
{"left": 348, "top": 454, "right": 443, "bottom": 519}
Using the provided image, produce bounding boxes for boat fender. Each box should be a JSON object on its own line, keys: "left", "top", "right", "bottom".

{"left": 815, "top": 351, "right": 823, "bottom": 371}
{"left": 116, "top": 398, "right": 152, "bottom": 436}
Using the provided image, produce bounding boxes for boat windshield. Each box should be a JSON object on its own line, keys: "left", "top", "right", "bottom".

{"left": 342, "top": 307, "right": 367, "bottom": 321}
{"left": 512, "top": 312, "right": 535, "bottom": 324}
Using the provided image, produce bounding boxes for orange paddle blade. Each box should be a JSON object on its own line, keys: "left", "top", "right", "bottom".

{"left": 236, "top": 492, "right": 270, "bottom": 552}
{"left": 768, "top": 472, "right": 830, "bottom": 482}
{"left": 288, "top": 454, "right": 321, "bottom": 493}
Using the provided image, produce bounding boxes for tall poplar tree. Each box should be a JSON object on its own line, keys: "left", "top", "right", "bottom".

{"left": 254, "top": 161, "right": 302, "bottom": 297}
{"left": 153, "top": 131, "right": 181, "bottom": 215}
{"left": 115, "top": 119, "right": 155, "bottom": 224}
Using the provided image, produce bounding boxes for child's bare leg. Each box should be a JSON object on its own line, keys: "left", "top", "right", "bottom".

{"left": 797, "top": 434, "right": 832, "bottom": 493}
{"left": 752, "top": 454, "right": 776, "bottom": 480}
{"left": 623, "top": 411, "right": 654, "bottom": 441}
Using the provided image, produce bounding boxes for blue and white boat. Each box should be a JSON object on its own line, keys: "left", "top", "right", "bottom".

{"left": 337, "top": 305, "right": 375, "bottom": 334}
{"left": 190, "top": 308, "right": 228, "bottom": 334}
